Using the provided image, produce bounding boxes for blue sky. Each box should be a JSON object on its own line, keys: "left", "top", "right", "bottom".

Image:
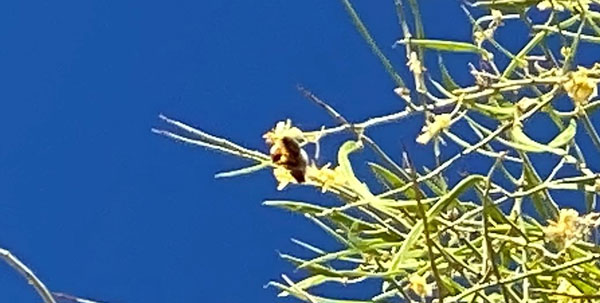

{"left": 1, "top": 1, "right": 598, "bottom": 303}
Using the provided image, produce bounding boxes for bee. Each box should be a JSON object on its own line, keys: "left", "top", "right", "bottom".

{"left": 269, "top": 136, "right": 309, "bottom": 183}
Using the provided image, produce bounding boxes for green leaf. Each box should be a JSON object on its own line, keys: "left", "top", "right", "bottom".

{"left": 297, "top": 248, "right": 360, "bottom": 270}
{"left": 263, "top": 200, "right": 375, "bottom": 231}
{"left": 471, "top": 102, "right": 516, "bottom": 121}
{"left": 397, "top": 38, "right": 489, "bottom": 57}
{"left": 388, "top": 175, "right": 484, "bottom": 272}
{"left": 440, "top": 275, "right": 465, "bottom": 296}
{"left": 269, "top": 281, "right": 375, "bottom": 303}
{"left": 338, "top": 141, "right": 372, "bottom": 197}
{"left": 563, "top": 273, "right": 600, "bottom": 294}
{"left": 471, "top": 0, "right": 539, "bottom": 12}
{"left": 214, "top": 162, "right": 270, "bottom": 178}
{"left": 422, "top": 166, "right": 448, "bottom": 195}
{"left": 521, "top": 155, "right": 558, "bottom": 220}
{"left": 368, "top": 162, "right": 415, "bottom": 199}
{"left": 277, "top": 275, "right": 346, "bottom": 297}
{"left": 279, "top": 254, "right": 346, "bottom": 278}
{"left": 547, "top": 119, "right": 577, "bottom": 148}
{"left": 339, "top": 0, "right": 405, "bottom": 88}
{"left": 510, "top": 124, "right": 567, "bottom": 155}
{"left": 338, "top": 141, "right": 361, "bottom": 179}
{"left": 501, "top": 16, "right": 578, "bottom": 79}
{"left": 437, "top": 55, "right": 459, "bottom": 91}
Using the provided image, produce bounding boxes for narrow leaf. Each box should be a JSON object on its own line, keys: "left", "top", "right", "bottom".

{"left": 388, "top": 175, "right": 484, "bottom": 272}
{"left": 547, "top": 119, "right": 577, "bottom": 148}
{"left": 397, "top": 38, "right": 489, "bottom": 57}
{"left": 214, "top": 163, "right": 270, "bottom": 178}
{"left": 438, "top": 55, "right": 460, "bottom": 90}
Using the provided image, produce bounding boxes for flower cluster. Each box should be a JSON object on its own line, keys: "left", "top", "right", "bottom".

{"left": 264, "top": 120, "right": 309, "bottom": 190}
{"left": 409, "top": 273, "right": 432, "bottom": 298}
{"left": 473, "top": 9, "right": 503, "bottom": 47}
{"left": 416, "top": 114, "right": 452, "bottom": 144}
{"left": 563, "top": 66, "right": 598, "bottom": 106}
{"left": 544, "top": 208, "right": 580, "bottom": 246}
{"left": 272, "top": 166, "right": 299, "bottom": 191}
{"left": 306, "top": 163, "right": 348, "bottom": 193}
{"left": 406, "top": 51, "right": 425, "bottom": 77}
{"left": 263, "top": 119, "right": 304, "bottom": 144}
{"left": 264, "top": 120, "right": 352, "bottom": 193}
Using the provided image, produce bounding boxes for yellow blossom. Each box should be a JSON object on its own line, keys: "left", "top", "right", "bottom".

{"left": 306, "top": 163, "right": 347, "bottom": 193}
{"left": 416, "top": 114, "right": 452, "bottom": 145}
{"left": 473, "top": 30, "right": 486, "bottom": 47}
{"left": 263, "top": 119, "right": 304, "bottom": 144}
{"left": 407, "top": 51, "right": 425, "bottom": 76}
{"left": 563, "top": 67, "right": 598, "bottom": 106}
{"left": 409, "top": 273, "right": 431, "bottom": 298}
{"left": 516, "top": 96, "right": 538, "bottom": 113}
{"left": 560, "top": 46, "right": 571, "bottom": 58}
{"left": 544, "top": 208, "right": 580, "bottom": 245}
{"left": 273, "top": 166, "right": 298, "bottom": 191}
{"left": 490, "top": 9, "right": 503, "bottom": 27}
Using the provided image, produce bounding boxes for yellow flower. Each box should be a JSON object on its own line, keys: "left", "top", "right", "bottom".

{"left": 473, "top": 30, "right": 486, "bottom": 47}
{"left": 306, "top": 163, "right": 347, "bottom": 193}
{"left": 409, "top": 273, "right": 431, "bottom": 298}
{"left": 544, "top": 208, "right": 580, "bottom": 245}
{"left": 516, "top": 96, "right": 537, "bottom": 113}
{"left": 272, "top": 166, "right": 298, "bottom": 191}
{"left": 416, "top": 114, "right": 452, "bottom": 145}
{"left": 560, "top": 46, "right": 572, "bottom": 58}
{"left": 563, "top": 67, "right": 598, "bottom": 106}
{"left": 490, "top": 9, "right": 503, "bottom": 27}
{"left": 407, "top": 51, "right": 425, "bottom": 76}
{"left": 263, "top": 119, "right": 304, "bottom": 144}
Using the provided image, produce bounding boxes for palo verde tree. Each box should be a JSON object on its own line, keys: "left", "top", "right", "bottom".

{"left": 153, "top": 1, "right": 600, "bottom": 302}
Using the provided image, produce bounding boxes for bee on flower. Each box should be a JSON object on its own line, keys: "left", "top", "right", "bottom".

{"left": 263, "top": 120, "right": 309, "bottom": 190}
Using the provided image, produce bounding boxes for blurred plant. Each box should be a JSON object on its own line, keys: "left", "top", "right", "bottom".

{"left": 0, "top": 247, "right": 102, "bottom": 303}
{"left": 155, "top": 1, "right": 600, "bottom": 302}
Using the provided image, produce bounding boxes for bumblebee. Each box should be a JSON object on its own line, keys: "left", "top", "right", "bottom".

{"left": 269, "top": 136, "right": 309, "bottom": 183}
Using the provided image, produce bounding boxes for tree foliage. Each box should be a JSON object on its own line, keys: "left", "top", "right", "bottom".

{"left": 155, "top": 1, "right": 600, "bottom": 302}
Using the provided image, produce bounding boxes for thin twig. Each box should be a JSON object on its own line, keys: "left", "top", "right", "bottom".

{"left": 0, "top": 247, "right": 57, "bottom": 303}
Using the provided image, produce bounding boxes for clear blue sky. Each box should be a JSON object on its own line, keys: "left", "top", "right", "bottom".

{"left": 0, "top": 1, "right": 597, "bottom": 303}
